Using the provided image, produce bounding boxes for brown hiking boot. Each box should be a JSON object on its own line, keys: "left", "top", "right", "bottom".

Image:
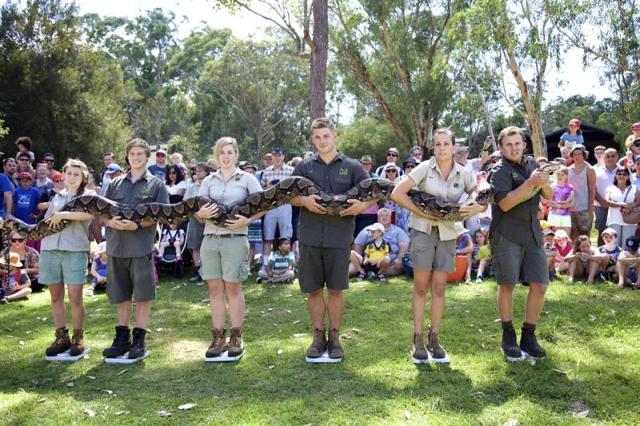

{"left": 205, "top": 329, "right": 228, "bottom": 358}
{"left": 327, "top": 328, "right": 344, "bottom": 359}
{"left": 69, "top": 329, "right": 85, "bottom": 356}
{"left": 427, "top": 327, "right": 449, "bottom": 362}
{"left": 228, "top": 327, "right": 244, "bottom": 357}
{"left": 45, "top": 327, "right": 71, "bottom": 356}
{"left": 306, "top": 328, "right": 327, "bottom": 358}
{"left": 412, "top": 333, "right": 429, "bottom": 360}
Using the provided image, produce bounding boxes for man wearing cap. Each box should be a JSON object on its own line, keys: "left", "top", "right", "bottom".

{"left": 148, "top": 149, "right": 168, "bottom": 181}
{"left": 259, "top": 147, "right": 295, "bottom": 275}
{"left": 489, "top": 126, "right": 553, "bottom": 361}
{"left": 617, "top": 235, "right": 640, "bottom": 289}
{"left": 594, "top": 148, "right": 619, "bottom": 246}
{"left": 374, "top": 147, "right": 404, "bottom": 177}
{"left": 99, "top": 164, "right": 122, "bottom": 196}
{"left": 290, "top": 117, "right": 374, "bottom": 360}
{"left": 360, "top": 155, "right": 375, "bottom": 177}
{"left": 100, "top": 152, "right": 115, "bottom": 191}
{"left": 350, "top": 207, "right": 409, "bottom": 278}
{"left": 454, "top": 138, "right": 493, "bottom": 178}
{"left": 624, "top": 123, "right": 640, "bottom": 149}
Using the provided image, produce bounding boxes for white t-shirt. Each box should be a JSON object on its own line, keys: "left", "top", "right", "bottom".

{"left": 606, "top": 184, "right": 636, "bottom": 225}
{"left": 167, "top": 180, "right": 187, "bottom": 196}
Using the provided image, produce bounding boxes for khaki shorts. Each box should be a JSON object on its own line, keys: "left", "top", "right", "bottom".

{"left": 409, "top": 228, "right": 456, "bottom": 273}
{"left": 200, "top": 235, "right": 249, "bottom": 283}
{"left": 107, "top": 254, "right": 155, "bottom": 303}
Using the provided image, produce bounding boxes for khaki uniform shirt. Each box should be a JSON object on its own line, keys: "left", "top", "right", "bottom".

{"left": 407, "top": 158, "right": 475, "bottom": 241}
{"left": 198, "top": 168, "right": 263, "bottom": 236}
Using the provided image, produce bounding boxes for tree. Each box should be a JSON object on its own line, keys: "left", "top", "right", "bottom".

{"left": 0, "top": 0, "right": 130, "bottom": 172}
{"left": 455, "top": 0, "right": 565, "bottom": 157}
{"left": 332, "top": 0, "right": 459, "bottom": 151}
{"left": 218, "top": 0, "right": 329, "bottom": 121}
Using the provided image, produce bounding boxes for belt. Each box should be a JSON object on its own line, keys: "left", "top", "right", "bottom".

{"left": 206, "top": 234, "right": 247, "bottom": 239}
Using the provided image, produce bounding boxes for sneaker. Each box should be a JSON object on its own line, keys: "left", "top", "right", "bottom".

{"left": 520, "top": 324, "right": 546, "bottom": 359}
{"left": 103, "top": 326, "right": 131, "bottom": 358}
{"left": 256, "top": 276, "right": 264, "bottom": 284}
{"left": 327, "top": 328, "right": 344, "bottom": 359}
{"left": 227, "top": 327, "right": 244, "bottom": 357}
{"left": 377, "top": 273, "right": 387, "bottom": 282}
{"left": 356, "top": 272, "right": 366, "bottom": 281}
{"left": 501, "top": 326, "right": 523, "bottom": 361}
{"left": 427, "top": 327, "right": 449, "bottom": 362}
{"left": 366, "top": 271, "right": 377, "bottom": 280}
{"left": 69, "top": 328, "right": 85, "bottom": 356}
{"left": 45, "top": 327, "right": 71, "bottom": 356}
{"left": 205, "top": 329, "right": 228, "bottom": 358}
{"left": 128, "top": 327, "right": 147, "bottom": 359}
{"left": 411, "top": 333, "right": 429, "bottom": 360}
{"left": 189, "top": 273, "right": 202, "bottom": 283}
{"left": 476, "top": 276, "right": 484, "bottom": 283}
{"left": 0, "top": 297, "right": 8, "bottom": 304}
{"left": 306, "top": 328, "right": 327, "bottom": 358}
{"left": 85, "top": 287, "right": 94, "bottom": 297}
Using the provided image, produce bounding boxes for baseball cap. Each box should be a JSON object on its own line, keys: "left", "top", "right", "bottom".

{"left": 632, "top": 122, "right": 640, "bottom": 130}
{"left": 51, "top": 172, "right": 64, "bottom": 182}
{"left": 95, "top": 241, "right": 107, "bottom": 255}
{"left": 543, "top": 229, "right": 555, "bottom": 237}
{"left": 387, "top": 147, "right": 400, "bottom": 156}
{"left": 156, "top": 148, "right": 167, "bottom": 155}
{"left": 384, "top": 163, "right": 399, "bottom": 171}
{"left": 601, "top": 228, "right": 618, "bottom": 238}
{"left": 43, "top": 153, "right": 55, "bottom": 161}
{"left": 16, "top": 172, "right": 32, "bottom": 180}
{"left": 554, "top": 229, "right": 569, "bottom": 239}
{"left": 625, "top": 235, "right": 640, "bottom": 251}
{"left": 365, "top": 223, "right": 385, "bottom": 233}
{"left": 272, "top": 147, "right": 285, "bottom": 155}
{"left": 360, "top": 155, "right": 372, "bottom": 164}
{"left": 569, "top": 118, "right": 581, "bottom": 128}
{"left": 106, "top": 163, "right": 122, "bottom": 174}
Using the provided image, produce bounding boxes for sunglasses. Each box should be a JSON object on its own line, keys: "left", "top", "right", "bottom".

{"left": 387, "top": 153, "right": 398, "bottom": 157}
{"left": 11, "top": 238, "right": 24, "bottom": 242}
{"left": 634, "top": 141, "right": 640, "bottom": 147}
{"left": 19, "top": 159, "right": 30, "bottom": 162}
{"left": 616, "top": 172, "right": 629, "bottom": 176}
{"left": 385, "top": 170, "right": 397, "bottom": 173}
{"left": 44, "top": 159, "right": 54, "bottom": 162}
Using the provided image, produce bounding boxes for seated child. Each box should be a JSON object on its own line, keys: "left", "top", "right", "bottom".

{"left": 157, "top": 223, "right": 185, "bottom": 260}
{"left": 595, "top": 228, "right": 622, "bottom": 282}
{"left": 543, "top": 229, "right": 558, "bottom": 280}
{"left": 616, "top": 235, "right": 640, "bottom": 289}
{"left": 258, "top": 237, "right": 296, "bottom": 283}
{"left": 0, "top": 252, "right": 32, "bottom": 303}
{"left": 472, "top": 229, "right": 491, "bottom": 282}
{"left": 360, "top": 223, "right": 391, "bottom": 281}
{"left": 564, "top": 235, "right": 599, "bottom": 284}
{"left": 455, "top": 232, "right": 474, "bottom": 284}
{"left": 86, "top": 242, "right": 107, "bottom": 297}
{"left": 553, "top": 229, "right": 573, "bottom": 273}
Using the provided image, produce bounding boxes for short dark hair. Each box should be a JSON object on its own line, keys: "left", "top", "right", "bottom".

{"left": 497, "top": 126, "right": 526, "bottom": 146}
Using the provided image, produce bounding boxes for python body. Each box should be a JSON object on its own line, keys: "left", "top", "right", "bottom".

{"left": 0, "top": 162, "right": 561, "bottom": 240}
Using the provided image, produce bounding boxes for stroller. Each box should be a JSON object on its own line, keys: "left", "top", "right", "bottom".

{"left": 155, "top": 222, "right": 190, "bottom": 278}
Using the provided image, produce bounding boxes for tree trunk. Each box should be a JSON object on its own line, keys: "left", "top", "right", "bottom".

{"left": 310, "top": 0, "right": 328, "bottom": 120}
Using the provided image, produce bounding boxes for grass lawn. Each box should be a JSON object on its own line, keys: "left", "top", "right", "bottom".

{"left": 1, "top": 273, "right": 639, "bottom": 425}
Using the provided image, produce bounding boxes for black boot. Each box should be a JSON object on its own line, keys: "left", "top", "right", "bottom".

{"left": 520, "top": 322, "right": 546, "bottom": 359}
{"left": 501, "top": 321, "right": 523, "bottom": 361}
{"left": 103, "top": 326, "right": 131, "bottom": 358}
{"left": 128, "top": 327, "right": 147, "bottom": 359}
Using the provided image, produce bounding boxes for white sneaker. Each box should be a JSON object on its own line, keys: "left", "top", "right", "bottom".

{"left": 85, "top": 287, "right": 94, "bottom": 297}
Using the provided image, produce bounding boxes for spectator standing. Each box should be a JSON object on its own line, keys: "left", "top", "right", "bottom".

{"left": 594, "top": 149, "right": 619, "bottom": 245}
{"left": 42, "top": 153, "right": 58, "bottom": 178}
{"left": 410, "top": 146, "right": 424, "bottom": 163}
{"left": 605, "top": 167, "right": 638, "bottom": 246}
{"left": 99, "top": 164, "right": 122, "bottom": 196}
{"left": 185, "top": 162, "right": 210, "bottom": 282}
{"left": 593, "top": 145, "right": 606, "bottom": 168}
{"left": 453, "top": 137, "right": 493, "bottom": 178}
{"left": 34, "top": 163, "right": 53, "bottom": 196}
{"left": 567, "top": 145, "right": 596, "bottom": 240}
{"left": 259, "top": 147, "right": 294, "bottom": 276}
{"left": 37, "top": 171, "right": 65, "bottom": 214}
{"left": 3, "top": 158, "right": 18, "bottom": 189}
{"left": 559, "top": 118, "right": 584, "bottom": 149}
{"left": 619, "top": 138, "right": 640, "bottom": 171}
{"left": 148, "top": 148, "right": 168, "bottom": 181}
{"left": 100, "top": 152, "right": 115, "bottom": 190}
{"left": 375, "top": 148, "right": 404, "bottom": 177}
{"left": 624, "top": 122, "right": 640, "bottom": 149}
{"left": 0, "top": 168, "right": 13, "bottom": 218}
{"left": 14, "top": 172, "right": 40, "bottom": 226}
{"left": 16, "top": 152, "right": 35, "bottom": 178}
{"left": 354, "top": 155, "right": 379, "bottom": 236}
{"left": 165, "top": 164, "right": 187, "bottom": 202}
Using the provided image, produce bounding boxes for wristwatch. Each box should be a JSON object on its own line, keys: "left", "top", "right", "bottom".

{"left": 136, "top": 222, "right": 143, "bottom": 231}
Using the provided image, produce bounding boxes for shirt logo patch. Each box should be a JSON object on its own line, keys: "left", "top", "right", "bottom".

{"left": 339, "top": 168, "right": 349, "bottom": 176}
{"left": 512, "top": 172, "right": 519, "bottom": 179}
{"left": 141, "top": 185, "right": 151, "bottom": 195}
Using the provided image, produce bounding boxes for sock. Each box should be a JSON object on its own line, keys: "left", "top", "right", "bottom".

{"left": 522, "top": 322, "right": 536, "bottom": 331}
{"left": 501, "top": 320, "right": 514, "bottom": 330}
{"left": 262, "top": 254, "right": 268, "bottom": 266}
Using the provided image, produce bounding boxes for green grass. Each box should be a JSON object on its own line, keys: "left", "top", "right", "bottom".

{"left": 1, "top": 274, "right": 639, "bottom": 425}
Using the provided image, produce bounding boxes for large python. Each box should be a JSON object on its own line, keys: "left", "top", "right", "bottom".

{"left": 0, "top": 161, "right": 561, "bottom": 241}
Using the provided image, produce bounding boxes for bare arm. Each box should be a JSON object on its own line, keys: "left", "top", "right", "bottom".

{"left": 4, "top": 191, "right": 12, "bottom": 216}
{"left": 587, "top": 168, "right": 596, "bottom": 212}
{"left": 390, "top": 176, "right": 441, "bottom": 221}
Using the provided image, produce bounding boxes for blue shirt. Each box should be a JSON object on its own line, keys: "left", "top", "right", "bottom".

{"left": 148, "top": 164, "right": 167, "bottom": 181}
{"left": 14, "top": 186, "right": 41, "bottom": 224}
{"left": 0, "top": 173, "right": 13, "bottom": 218}
{"left": 560, "top": 133, "right": 584, "bottom": 145}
